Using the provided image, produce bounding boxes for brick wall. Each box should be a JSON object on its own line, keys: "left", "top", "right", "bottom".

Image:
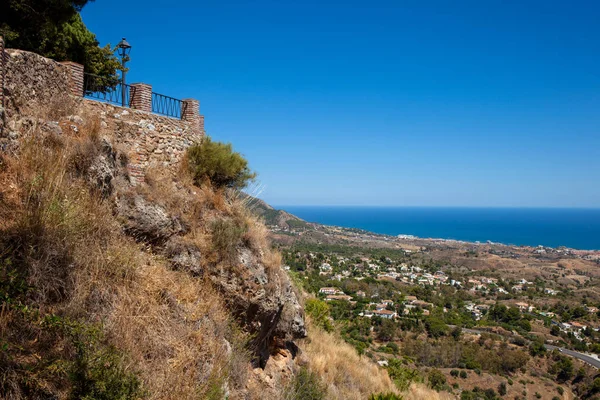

{"left": 130, "top": 83, "right": 152, "bottom": 112}
{"left": 59, "top": 61, "right": 84, "bottom": 96}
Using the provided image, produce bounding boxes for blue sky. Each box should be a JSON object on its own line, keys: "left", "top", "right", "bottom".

{"left": 82, "top": 1, "right": 600, "bottom": 207}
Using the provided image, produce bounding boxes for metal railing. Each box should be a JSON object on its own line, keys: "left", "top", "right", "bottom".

{"left": 83, "top": 73, "right": 132, "bottom": 108}
{"left": 83, "top": 72, "right": 186, "bottom": 119}
{"left": 152, "top": 92, "right": 186, "bottom": 119}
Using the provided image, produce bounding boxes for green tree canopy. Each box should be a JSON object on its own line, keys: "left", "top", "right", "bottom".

{"left": 1, "top": 0, "right": 120, "bottom": 77}
{"left": 186, "top": 137, "right": 257, "bottom": 189}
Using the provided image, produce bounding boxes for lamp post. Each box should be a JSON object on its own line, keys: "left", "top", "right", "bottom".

{"left": 116, "top": 37, "right": 131, "bottom": 107}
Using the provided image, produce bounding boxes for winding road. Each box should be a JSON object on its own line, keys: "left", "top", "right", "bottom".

{"left": 452, "top": 326, "right": 600, "bottom": 369}
{"left": 545, "top": 345, "right": 600, "bottom": 369}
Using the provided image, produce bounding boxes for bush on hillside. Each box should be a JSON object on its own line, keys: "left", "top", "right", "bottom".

{"left": 210, "top": 219, "right": 247, "bottom": 262}
{"left": 369, "top": 393, "right": 404, "bottom": 400}
{"left": 304, "top": 298, "right": 334, "bottom": 332}
{"left": 186, "top": 137, "right": 256, "bottom": 189}
{"left": 386, "top": 359, "right": 422, "bottom": 391}
{"left": 428, "top": 369, "right": 446, "bottom": 391}
{"left": 284, "top": 367, "right": 326, "bottom": 400}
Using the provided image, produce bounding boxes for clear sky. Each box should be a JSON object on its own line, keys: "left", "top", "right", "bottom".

{"left": 81, "top": 1, "right": 600, "bottom": 207}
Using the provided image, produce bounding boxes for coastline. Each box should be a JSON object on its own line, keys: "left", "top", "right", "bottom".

{"left": 318, "top": 222, "right": 600, "bottom": 253}
{"left": 277, "top": 205, "right": 600, "bottom": 252}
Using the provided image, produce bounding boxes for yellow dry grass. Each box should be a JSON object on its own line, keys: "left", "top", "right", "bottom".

{"left": 0, "top": 122, "right": 252, "bottom": 399}
{"left": 403, "top": 384, "right": 456, "bottom": 400}
{"left": 300, "top": 322, "right": 456, "bottom": 399}
{"left": 300, "top": 322, "right": 399, "bottom": 399}
{"left": 106, "top": 262, "right": 235, "bottom": 399}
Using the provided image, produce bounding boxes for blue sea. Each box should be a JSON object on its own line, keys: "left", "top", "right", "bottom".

{"left": 278, "top": 207, "right": 600, "bottom": 250}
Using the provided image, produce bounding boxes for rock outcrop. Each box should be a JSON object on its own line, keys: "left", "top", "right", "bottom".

{"left": 209, "top": 247, "right": 306, "bottom": 366}
{"left": 116, "top": 194, "right": 187, "bottom": 243}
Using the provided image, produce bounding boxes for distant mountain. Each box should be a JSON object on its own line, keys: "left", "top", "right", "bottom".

{"left": 242, "top": 194, "right": 309, "bottom": 229}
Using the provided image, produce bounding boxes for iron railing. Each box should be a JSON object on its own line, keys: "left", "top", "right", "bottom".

{"left": 83, "top": 73, "right": 132, "bottom": 108}
{"left": 152, "top": 92, "right": 186, "bottom": 119}
{"left": 83, "top": 72, "right": 186, "bottom": 119}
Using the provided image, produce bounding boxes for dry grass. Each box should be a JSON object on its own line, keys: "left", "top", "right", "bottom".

{"left": 0, "top": 122, "right": 252, "bottom": 399}
{"left": 300, "top": 321, "right": 399, "bottom": 399}
{"left": 402, "top": 384, "right": 456, "bottom": 400}
{"left": 300, "top": 322, "right": 456, "bottom": 400}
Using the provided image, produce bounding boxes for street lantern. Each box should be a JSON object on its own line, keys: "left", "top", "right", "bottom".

{"left": 116, "top": 38, "right": 131, "bottom": 107}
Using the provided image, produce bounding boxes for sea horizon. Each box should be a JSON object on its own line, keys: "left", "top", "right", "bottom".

{"left": 275, "top": 205, "right": 600, "bottom": 251}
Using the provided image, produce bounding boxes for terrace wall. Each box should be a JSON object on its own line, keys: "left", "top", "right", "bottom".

{"left": 0, "top": 37, "right": 205, "bottom": 183}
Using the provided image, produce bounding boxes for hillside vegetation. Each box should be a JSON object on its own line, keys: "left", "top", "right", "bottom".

{"left": 0, "top": 105, "right": 444, "bottom": 399}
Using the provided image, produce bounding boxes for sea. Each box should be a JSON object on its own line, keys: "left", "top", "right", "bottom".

{"left": 279, "top": 206, "right": 600, "bottom": 250}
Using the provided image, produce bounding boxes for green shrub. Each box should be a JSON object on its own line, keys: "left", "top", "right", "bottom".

{"left": 428, "top": 368, "right": 446, "bottom": 391}
{"left": 385, "top": 342, "right": 399, "bottom": 354}
{"left": 498, "top": 381, "right": 507, "bottom": 396}
{"left": 424, "top": 316, "right": 448, "bottom": 339}
{"left": 550, "top": 356, "right": 573, "bottom": 383}
{"left": 386, "top": 359, "right": 422, "bottom": 391}
{"left": 1, "top": 309, "right": 143, "bottom": 400}
{"left": 186, "top": 137, "right": 256, "bottom": 189}
{"left": 529, "top": 340, "right": 546, "bottom": 357}
{"left": 305, "top": 299, "right": 334, "bottom": 333}
{"left": 210, "top": 219, "right": 247, "bottom": 262}
{"left": 284, "top": 367, "right": 326, "bottom": 400}
{"left": 450, "top": 369, "right": 459, "bottom": 377}
{"left": 369, "top": 393, "right": 404, "bottom": 400}
{"left": 459, "top": 370, "right": 467, "bottom": 379}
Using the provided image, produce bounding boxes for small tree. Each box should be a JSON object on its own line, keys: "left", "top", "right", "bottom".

{"left": 498, "top": 381, "right": 507, "bottom": 396}
{"left": 424, "top": 316, "right": 448, "bottom": 339}
{"left": 304, "top": 299, "right": 334, "bottom": 333}
{"left": 186, "top": 137, "right": 256, "bottom": 189}
{"left": 550, "top": 356, "right": 574, "bottom": 383}
{"left": 451, "top": 326, "right": 462, "bottom": 340}
{"left": 529, "top": 339, "right": 546, "bottom": 357}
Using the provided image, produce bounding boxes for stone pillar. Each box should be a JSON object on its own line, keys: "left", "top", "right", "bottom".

{"left": 129, "top": 83, "right": 152, "bottom": 112}
{"left": 59, "top": 61, "right": 84, "bottom": 96}
{"left": 182, "top": 98, "right": 205, "bottom": 137}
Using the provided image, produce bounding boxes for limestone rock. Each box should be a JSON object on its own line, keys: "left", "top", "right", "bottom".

{"left": 165, "top": 237, "right": 203, "bottom": 276}
{"left": 210, "top": 248, "right": 306, "bottom": 366}
{"left": 116, "top": 195, "right": 186, "bottom": 243}
{"left": 87, "top": 138, "right": 117, "bottom": 197}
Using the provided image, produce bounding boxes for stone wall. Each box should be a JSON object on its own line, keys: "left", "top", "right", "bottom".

{"left": 0, "top": 41, "right": 204, "bottom": 183}
{"left": 2, "top": 48, "right": 72, "bottom": 123}
{"left": 80, "top": 100, "right": 203, "bottom": 183}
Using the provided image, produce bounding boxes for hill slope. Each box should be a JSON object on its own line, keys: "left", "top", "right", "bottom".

{"left": 243, "top": 194, "right": 309, "bottom": 230}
